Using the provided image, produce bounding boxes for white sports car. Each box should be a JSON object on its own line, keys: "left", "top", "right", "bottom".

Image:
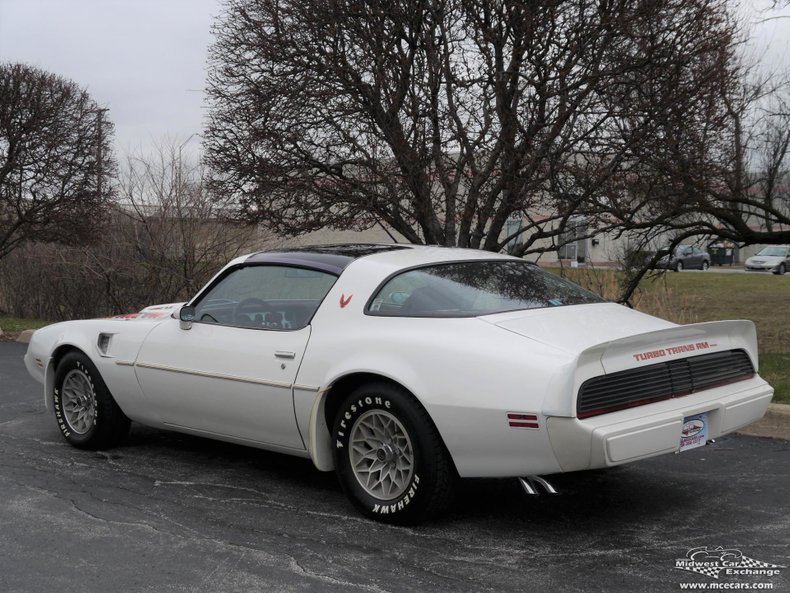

{"left": 24, "top": 244, "right": 773, "bottom": 523}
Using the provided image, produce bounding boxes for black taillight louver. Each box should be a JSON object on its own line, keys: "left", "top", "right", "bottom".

{"left": 577, "top": 349, "right": 754, "bottom": 419}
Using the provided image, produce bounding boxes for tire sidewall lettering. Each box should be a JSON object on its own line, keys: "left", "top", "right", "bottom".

{"left": 370, "top": 474, "right": 421, "bottom": 515}
{"left": 54, "top": 359, "right": 98, "bottom": 440}
{"left": 336, "top": 396, "right": 392, "bottom": 451}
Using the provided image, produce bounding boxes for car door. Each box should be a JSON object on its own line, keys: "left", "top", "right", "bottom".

{"left": 686, "top": 246, "right": 698, "bottom": 268}
{"left": 693, "top": 246, "right": 705, "bottom": 268}
{"left": 676, "top": 246, "right": 690, "bottom": 267}
{"left": 134, "top": 264, "right": 337, "bottom": 450}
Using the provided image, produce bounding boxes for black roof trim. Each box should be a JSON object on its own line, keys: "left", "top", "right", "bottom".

{"left": 244, "top": 243, "right": 411, "bottom": 274}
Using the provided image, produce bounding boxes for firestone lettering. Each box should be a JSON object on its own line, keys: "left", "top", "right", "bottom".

{"left": 338, "top": 397, "right": 394, "bottom": 451}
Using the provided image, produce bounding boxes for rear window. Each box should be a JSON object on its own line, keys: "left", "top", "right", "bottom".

{"left": 367, "top": 260, "right": 604, "bottom": 317}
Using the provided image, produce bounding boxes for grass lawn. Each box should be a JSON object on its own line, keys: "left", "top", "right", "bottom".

{"left": 559, "top": 267, "right": 790, "bottom": 404}
{"left": 760, "top": 353, "right": 790, "bottom": 405}
{"left": 0, "top": 316, "right": 51, "bottom": 334}
{"left": 637, "top": 271, "right": 790, "bottom": 354}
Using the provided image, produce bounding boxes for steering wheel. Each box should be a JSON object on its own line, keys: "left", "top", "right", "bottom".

{"left": 233, "top": 297, "right": 273, "bottom": 326}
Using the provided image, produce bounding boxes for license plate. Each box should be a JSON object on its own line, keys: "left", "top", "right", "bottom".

{"left": 679, "top": 413, "right": 708, "bottom": 452}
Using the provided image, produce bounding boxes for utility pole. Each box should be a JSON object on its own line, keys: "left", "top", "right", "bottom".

{"left": 177, "top": 133, "right": 198, "bottom": 206}
{"left": 95, "top": 107, "right": 109, "bottom": 201}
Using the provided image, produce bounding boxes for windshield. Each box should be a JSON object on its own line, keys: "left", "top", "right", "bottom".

{"left": 367, "top": 260, "right": 605, "bottom": 317}
{"left": 756, "top": 246, "right": 788, "bottom": 257}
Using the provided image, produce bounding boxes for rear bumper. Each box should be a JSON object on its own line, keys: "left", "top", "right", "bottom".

{"left": 546, "top": 377, "right": 773, "bottom": 472}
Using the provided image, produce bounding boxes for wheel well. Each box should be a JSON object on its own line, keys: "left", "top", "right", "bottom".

{"left": 43, "top": 345, "right": 85, "bottom": 411}
{"left": 323, "top": 372, "right": 402, "bottom": 430}
{"left": 51, "top": 345, "right": 83, "bottom": 370}
{"left": 321, "top": 372, "right": 458, "bottom": 475}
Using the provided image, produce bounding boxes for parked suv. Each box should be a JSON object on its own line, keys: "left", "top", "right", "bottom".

{"left": 744, "top": 245, "right": 789, "bottom": 275}
{"left": 653, "top": 245, "right": 711, "bottom": 271}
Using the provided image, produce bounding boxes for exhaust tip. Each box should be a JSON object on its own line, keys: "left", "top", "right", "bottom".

{"left": 518, "top": 475, "right": 558, "bottom": 496}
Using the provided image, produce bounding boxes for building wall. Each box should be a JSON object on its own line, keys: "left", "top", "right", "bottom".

{"left": 267, "top": 220, "right": 773, "bottom": 267}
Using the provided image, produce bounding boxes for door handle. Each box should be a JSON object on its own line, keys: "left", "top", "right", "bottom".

{"left": 275, "top": 351, "right": 296, "bottom": 359}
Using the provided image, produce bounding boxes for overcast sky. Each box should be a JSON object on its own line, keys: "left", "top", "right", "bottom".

{"left": 0, "top": 0, "right": 220, "bottom": 160}
{"left": 1, "top": 0, "right": 788, "bottom": 161}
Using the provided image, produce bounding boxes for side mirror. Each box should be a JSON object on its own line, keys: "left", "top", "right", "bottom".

{"left": 179, "top": 305, "right": 196, "bottom": 330}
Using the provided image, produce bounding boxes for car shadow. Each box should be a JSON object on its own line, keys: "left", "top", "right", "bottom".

{"left": 110, "top": 423, "right": 695, "bottom": 529}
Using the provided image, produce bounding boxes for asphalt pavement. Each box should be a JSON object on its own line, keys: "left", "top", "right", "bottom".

{"left": 1, "top": 341, "right": 788, "bottom": 593}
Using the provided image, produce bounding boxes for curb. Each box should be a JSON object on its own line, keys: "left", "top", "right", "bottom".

{"left": 736, "top": 403, "right": 790, "bottom": 441}
{"left": 16, "top": 329, "right": 35, "bottom": 344}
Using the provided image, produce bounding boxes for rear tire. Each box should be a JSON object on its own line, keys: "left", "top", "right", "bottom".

{"left": 701, "top": 260, "right": 709, "bottom": 271}
{"left": 675, "top": 261, "right": 684, "bottom": 272}
{"left": 53, "top": 352, "right": 130, "bottom": 450}
{"left": 332, "top": 382, "right": 455, "bottom": 524}
{"left": 774, "top": 263, "right": 786, "bottom": 276}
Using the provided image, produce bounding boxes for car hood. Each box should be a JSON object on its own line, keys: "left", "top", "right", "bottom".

{"left": 481, "top": 302, "right": 675, "bottom": 355}
{"left": 109, "top": 302, "right": 185, "bottom": 321}
{"left": 746, "top": 255, "right": 784, "bottom": 263}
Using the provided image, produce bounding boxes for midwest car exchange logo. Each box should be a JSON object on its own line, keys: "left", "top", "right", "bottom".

{"left": 674, "top": 546, "right": 785, "bottom": 579}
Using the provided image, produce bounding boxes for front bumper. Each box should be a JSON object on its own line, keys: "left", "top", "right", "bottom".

{"left": 744, "top": 263, "right": 779, "bottom": 272}
{"left": 546, "top": 377, "right": 773, "bottom": 472}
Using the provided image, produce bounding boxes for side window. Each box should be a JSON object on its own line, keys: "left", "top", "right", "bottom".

{"left": 193, "top": 265, "right": 337, "bottom": 330}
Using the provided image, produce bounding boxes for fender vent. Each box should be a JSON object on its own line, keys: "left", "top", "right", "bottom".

{"left": 577, "top": 349, "right": 754, "bottom": 419}
{"left": 97, "top": 333, "right": 113, "bottom": 356}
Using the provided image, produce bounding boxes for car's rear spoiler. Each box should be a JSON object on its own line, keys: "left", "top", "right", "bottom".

{"left": 543, "top": 320, "right": 759, "bottom": 417}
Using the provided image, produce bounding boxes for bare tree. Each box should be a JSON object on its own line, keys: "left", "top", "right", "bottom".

{"left": 97, "top": 141, "right": 269, "bottom": 309}
{"left": 205, "top": 0, "right": 741, "bottom": 255}
{"left": 0, "top": 140, "right": 275, "bottom": 321}
{"left": 607, "top": 62, "right": 790, "bottom": 302}
{"left": 0, "top": 63, "right": 115, "bottom": 260}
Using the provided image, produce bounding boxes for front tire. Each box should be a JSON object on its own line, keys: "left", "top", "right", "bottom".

{"left": 332, "top": 382, "right": 455, "bottom": 524}
{"left": 675, "top": 261, "right": 684, "bottom": 272}
{"left": 774, "top": 263, "right": 786, "bottom": 275}
{"left": 53, "top": 352, "right": 130, "bottom": 450}
{"left": 701, "top": 260, "right": 710, "bottom": 270}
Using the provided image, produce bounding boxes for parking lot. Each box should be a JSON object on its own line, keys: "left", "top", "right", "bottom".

{"left": 1, "top": 341, "right": 788, "bottom": 593}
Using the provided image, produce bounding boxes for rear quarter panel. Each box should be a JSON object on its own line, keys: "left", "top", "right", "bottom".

{"left": 296, "top": 265, "right": 575, "bottom": 477}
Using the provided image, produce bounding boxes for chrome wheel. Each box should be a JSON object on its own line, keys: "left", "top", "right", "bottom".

{"left": 61, "top": 369, "right": 96, "bottom": 435}
{"left": 349, "top": 410, "right": 414, "bottom": 500}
